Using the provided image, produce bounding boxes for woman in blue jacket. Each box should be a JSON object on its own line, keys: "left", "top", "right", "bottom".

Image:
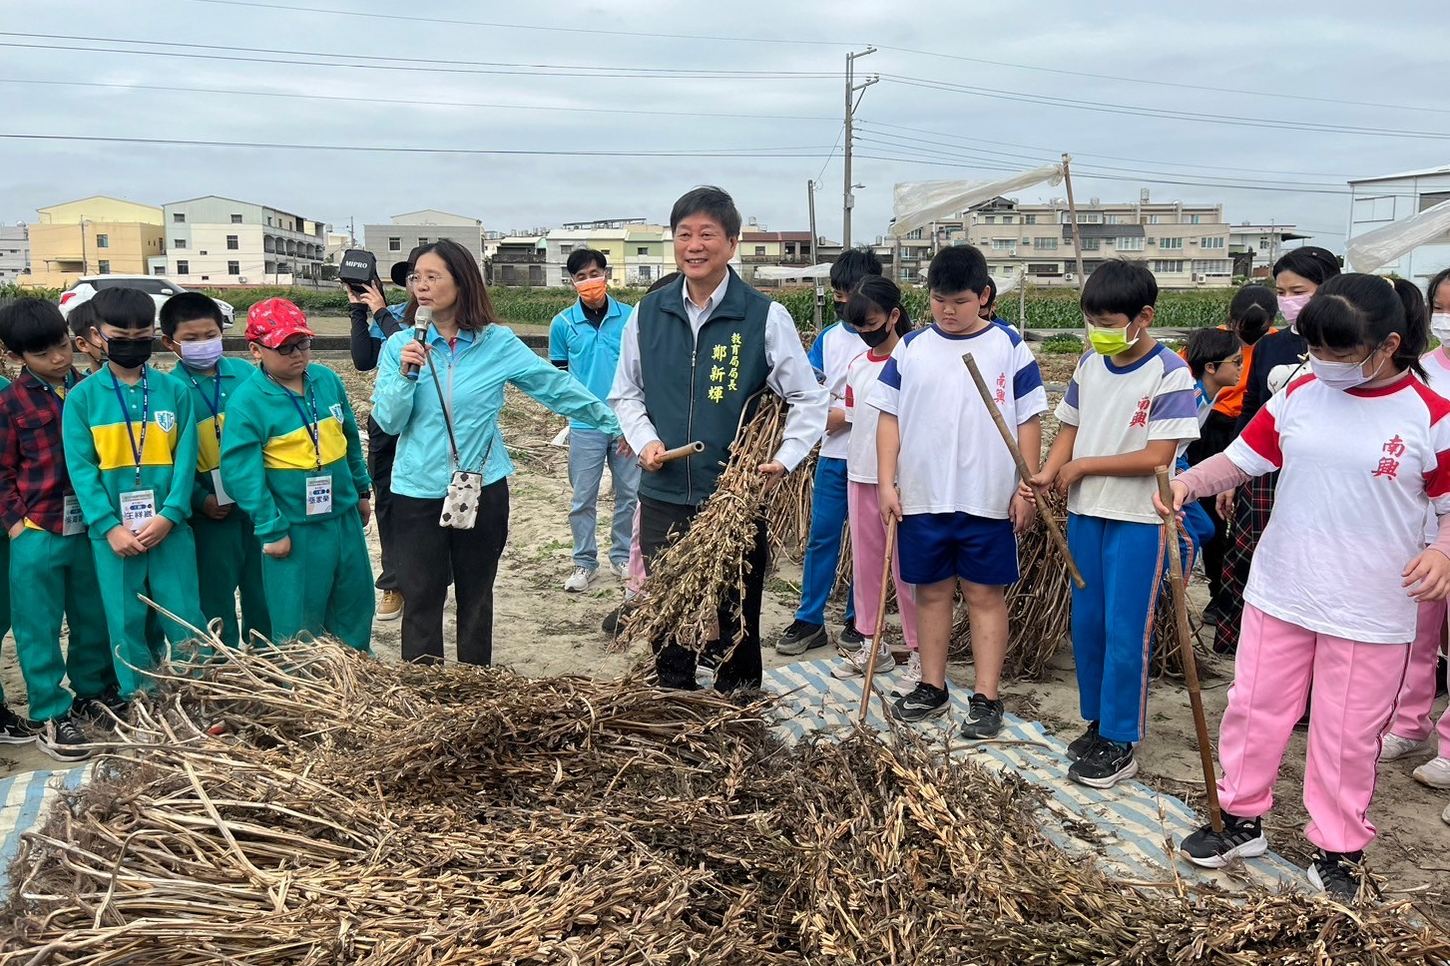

{"left": 373, "top": 240, "right": 623, "bottom": 666}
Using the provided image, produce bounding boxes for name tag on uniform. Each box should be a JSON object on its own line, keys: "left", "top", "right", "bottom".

{"left": 211, "top": 469, "right": 235, "bottom": 507}
{"left": 62, "top": 494, "right": 85, "bottom": 536}
{"left": 119, "top": 489, "right": 157, "bottom": 532}
{"left": 305, "top": 476, "right": 333, "bottom": 516}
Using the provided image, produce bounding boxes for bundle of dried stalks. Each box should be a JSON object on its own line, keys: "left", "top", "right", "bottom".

{"left": 613, "top": 394, "right": 788, "bottom": 656}
{"left": 766, "top": 449, "right": 816, "bottom": 562}
{"left": 3, "top": 640, "right": 1446, "bottom": 965}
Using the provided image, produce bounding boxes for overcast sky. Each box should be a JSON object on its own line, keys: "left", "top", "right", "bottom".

{"left": 3, "top": 0, "right": 1447, "bottom": 252}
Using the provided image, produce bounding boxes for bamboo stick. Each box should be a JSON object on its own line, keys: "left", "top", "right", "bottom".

{"left": 858, "top": 517, "right": 897, "bottom": 725}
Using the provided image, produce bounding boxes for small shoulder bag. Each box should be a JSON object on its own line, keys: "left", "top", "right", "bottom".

{"left": 426, "top": 354, "right": 487, "bottom": 530}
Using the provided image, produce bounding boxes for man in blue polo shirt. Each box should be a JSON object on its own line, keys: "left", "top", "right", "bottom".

{"left": 550, "top": 248, "right": 638, "bottom": 593}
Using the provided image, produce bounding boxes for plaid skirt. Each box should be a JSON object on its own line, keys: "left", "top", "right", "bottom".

{"left": 1213, "top": 470, "right": 1279, "bottom": 653}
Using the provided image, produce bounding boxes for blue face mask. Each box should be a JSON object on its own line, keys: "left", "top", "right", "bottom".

{"left": 179, "top": 337, "right": 224, "bottom": 370}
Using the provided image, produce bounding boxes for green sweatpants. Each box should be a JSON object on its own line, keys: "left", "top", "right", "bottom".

{"left": 91, "top": 526, "right": 207, "bottom": 697}
{"left": 10, "top": 527, "right": 115, "bottom": 721}
{"left": 260, "top": 510, "right": 374, "bottom": 653}
{"left": 192, "top": 510, "right": 271, "bottom": 650}
{"left": 0, "top": 536, "right": 8, "bottom": 705}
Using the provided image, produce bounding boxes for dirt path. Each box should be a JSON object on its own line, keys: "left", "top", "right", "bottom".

{"left": 2, "top": 351, "right": 1447, "bottom": 917}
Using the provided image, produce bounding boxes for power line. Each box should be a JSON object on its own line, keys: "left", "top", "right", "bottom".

{"left": 172, "top": 0, "right": 855, "bottom": 48}
{"left": 0, "top": 132, "right": 834, "bottom": 158}
{"left": 0, "top": 77, "right": 837, "bottom": 124}
{"left": 816, "top": 123, "right": 846, "bottom": 184}
{"left": 880, "top": 75, "right": 1450, "bottom": 141}
{"left": 0, "top": 34, "right": 836, "bottom": 80}
{"left": 874, "top": 44, "right": 1450, "bottom": 118}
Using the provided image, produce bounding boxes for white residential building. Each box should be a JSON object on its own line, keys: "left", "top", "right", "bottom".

{"left": 362, "top": 209, "right": 486, "bottom": 273}
{"left": 1346, "top": 164, "right": 1450, "bottom": 283}
{"left": 155, "top": 196, "right": 327, "bottom": 286}
{"left": 0, "top": 223, "right": 29, "bottom": 281}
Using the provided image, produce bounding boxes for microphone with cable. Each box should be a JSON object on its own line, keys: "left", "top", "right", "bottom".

{"left": 403, "top": 305, "right": 432, "bottom": 381}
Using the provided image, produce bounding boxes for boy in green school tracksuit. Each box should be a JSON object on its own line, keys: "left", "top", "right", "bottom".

{"left": 160, "top": 293, "right": 270, "bottom": 650}
{"left": 61, "top": 287, "right": 207, "bottom": 698}
{"left": 220, "top": 298, "right": 374, "bottom": 652}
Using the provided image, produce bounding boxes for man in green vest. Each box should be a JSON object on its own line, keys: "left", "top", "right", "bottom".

{"left": 609, "top": 186, "right": 828, "bottom": 690}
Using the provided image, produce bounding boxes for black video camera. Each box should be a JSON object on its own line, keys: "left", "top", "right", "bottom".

{"left": 339, "top": 249, "right": 382, "bottom": 294}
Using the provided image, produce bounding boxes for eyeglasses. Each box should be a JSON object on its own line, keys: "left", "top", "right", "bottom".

{"left": 407, "top": 272, "right": 448, "bottom": 287}
{"left": 272, "top": 338, "right": 313, "bottom": 356}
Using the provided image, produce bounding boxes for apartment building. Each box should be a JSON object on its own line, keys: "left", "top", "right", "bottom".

{"left": 20, "top": 196, "right": 165, "bottom": 289}
{"left": 363, "top": 209, "right": 486, "bottom": 273}
{"left": 0, "top": 224, "right": 29, "bottom": 282}
{"left": 914, "top": 192, "right": 1235, "bottom": 289}
{"left": 1346, "top": 164, "right": 1450, "bottom": 282}
{"left": 154, "top": 196, "right": 326, "bottom": 286}
{"left": 489, "top": 235, "right": 547, "bottom": 288}
{"left": 1227, "top": 223, "right": 1311, "bottom": 278}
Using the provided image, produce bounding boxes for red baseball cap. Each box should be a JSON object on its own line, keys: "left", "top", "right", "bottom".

{"left": 245, "top": 298, "right": 316, "bottom": 348}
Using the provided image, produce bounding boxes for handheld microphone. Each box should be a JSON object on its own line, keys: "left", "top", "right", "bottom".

{"left": 404, "top": 306, "right": 432, "bottom": 381}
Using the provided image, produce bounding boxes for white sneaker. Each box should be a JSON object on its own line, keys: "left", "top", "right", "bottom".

{"left": 563, "top": 567, "right": 596, "bottom": 592}
{"left": 891, "top": 651, "right": 922, "bottom": 697}
{"left": 1412, "top": 755, "right": 1450, "bottom": 789}
{"left": 831, "top": 638, "right": 894, "bottom": 680}
{"left": 1380, "top": 732, "right": 1432, "bottom": 762}
{"left": 609, "top": 560, "right": 630, "bottom": 580}
{"left": 1443, "top": 801, "right": 1450, "bottom": 826}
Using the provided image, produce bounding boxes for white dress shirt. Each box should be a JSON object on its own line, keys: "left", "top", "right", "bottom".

{"left": 609, "top": 273, "right": 828, "bottom": 472}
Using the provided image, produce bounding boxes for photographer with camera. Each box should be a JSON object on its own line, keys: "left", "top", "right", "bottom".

{"left": 341, "top": 246, "right": 418, "bottom": 624}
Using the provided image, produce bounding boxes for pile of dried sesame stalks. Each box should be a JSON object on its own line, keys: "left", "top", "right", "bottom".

{"left": 3, "top": 639, "right": 1447, "bottom": 965}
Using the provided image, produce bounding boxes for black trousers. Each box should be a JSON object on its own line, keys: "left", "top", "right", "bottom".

{"left": 638, "top": 494, "right": 767, "bottom": 691}
{"left": 367, "top": 421, "right": 399, "bottom": 592}
{"left": 391, "top": 480, "right": 509, "bottom": 666}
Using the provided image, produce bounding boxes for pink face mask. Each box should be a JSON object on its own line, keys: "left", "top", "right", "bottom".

{"left": 1278, "top": 293, "right": 1312, "bottom": 325}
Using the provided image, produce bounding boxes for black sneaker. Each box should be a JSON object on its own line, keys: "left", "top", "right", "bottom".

{"left": 891, "top": 682, "right": 950, "bottom": 722}
{"left": 1068, "top": 739, "right": 1138, "bottom": 789}
{"left": 1308, "top": 850, "right": 1363, "bottom": 901}
{"left": 960, "top": 693, "right": 1004, "bottom": 739}
{"left": 1179, "top": 812, "right": 1268, "bottom": 868}
{"left": 73, "top": 687, "right": 130, "bottom": 729}
{"left": 776, "top": 620, "right": 828, "bottom": 656}
{"left": 838, "top": 618, "right": 866, "bottom": 653}
{"left": 0, "top": 704, "right": 37, "bottom": 744}
{"left": 36, "top": 714, "right": 93, "bottom": 763}
{"left": 1066, "top": 721, "right": 1100, "bottom": 762}
{"left": 601, "top": 605, "right": 625, "bottom": 635}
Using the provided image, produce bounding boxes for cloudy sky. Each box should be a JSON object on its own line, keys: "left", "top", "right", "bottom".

{"left": 3, "top": 0, "right": 1446, "bottom": 252}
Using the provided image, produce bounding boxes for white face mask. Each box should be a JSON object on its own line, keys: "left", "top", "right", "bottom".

{"left": 1432, "top": 312, "right": 1450, "bottom": 346}
{"left": 1308, "top": 346, "right": 1385, "bottom": 392}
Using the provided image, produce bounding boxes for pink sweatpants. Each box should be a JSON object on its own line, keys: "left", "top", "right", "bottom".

{"left": 847, "top": 481, "right": 918, "bottom": 650}
{"left": 1389, "top": 599, "right": 1450, "bottom": 752}
{"left": 1217, "top": 604, "right": 1410, "bottom": 854}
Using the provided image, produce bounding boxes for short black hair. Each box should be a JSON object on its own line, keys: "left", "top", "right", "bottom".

{"left": 829, "top": 247, "right": 883, "bottom": 292}
{"left": 1298, "top": 273, "right": 1427, "bottom": 380}
{"left": 565, "top": 248, "right": 608, "bottom": 276}
{"left": 926, "top": 245, "right": 990, "bottom": 297}
{"left": 1272, "top": 246, "right": 1341, "bottom": 286}
{"left": 90, "top": 287, "right": 156, "bottom": 331}
{"left": 158, "top": 292, "right": 225, "bottom": 337}
{"left": 0, "top": 298, "right": 71, "bottom": 356}
{"left": 646, "top": 271, "right": 681, "bottom": 294}
{"left": 1184, "top": 327, "right": 1240, "bottom": 378}
{"left": 1081, "top": 259, "right": 1158, "bottom": 319}
{"left": 981, "top": 276, "right": 998, "bottom": 308}
{"left": 1427, "top": 267, "right": 1450, "bottom": 310}
{"left": 669, "top": 185, "right": 742, "bottom": 239}
{"left": 1229, "top": 284, "right": 1277, "bottom": 344}
{"left": 844, "top": 275, "right": 912, "bottom": 337}
{"left": 68, "top": 300, "right": 98, "bottom": 339}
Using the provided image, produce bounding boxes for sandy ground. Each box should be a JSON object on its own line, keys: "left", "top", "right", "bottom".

{"left": 2, "top": 349, "right": 1447, "bottom": 917}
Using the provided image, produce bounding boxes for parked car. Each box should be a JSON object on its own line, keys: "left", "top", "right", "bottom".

{"left": 58, "top": 275, "right": 236, "bottom": 329}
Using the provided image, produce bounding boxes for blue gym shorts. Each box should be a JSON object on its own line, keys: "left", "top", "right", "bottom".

{"left": 897, "top": 511, "right": 1019, "bottom": 586}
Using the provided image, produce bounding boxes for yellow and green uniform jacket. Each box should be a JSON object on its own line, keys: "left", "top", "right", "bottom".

{"left": 171, "top": 356, "right": 258, "bottom": 513}
{"left": 219, "top": 363, "right": 370, "bottom": 544}
{"left": 61, "top": 364, "right": 199, "bottom": 539}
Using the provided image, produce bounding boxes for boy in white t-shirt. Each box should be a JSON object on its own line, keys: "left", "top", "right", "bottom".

{"left": 1029, "top": 260, "right": 1199, "bottom": 790}
{"left": 873, "top": 246, "right": 1047, "bottom": 734}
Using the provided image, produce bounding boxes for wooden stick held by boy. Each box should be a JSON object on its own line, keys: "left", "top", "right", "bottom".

{"left": 962, "top": 352, "right": 1085, "bottom": 589}
{"left": 1155, "top": 465, "right": 1223, "bottom": 834}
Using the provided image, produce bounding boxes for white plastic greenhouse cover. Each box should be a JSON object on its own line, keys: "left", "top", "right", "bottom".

{"left": 752, "top": 263, "right": 835, "bottom": 281}
{"left": 891, "top": 163, "right": 1066, "bottom": 238}
{"left": 1345, "top": 197, "right": 1450, "bottom": 274}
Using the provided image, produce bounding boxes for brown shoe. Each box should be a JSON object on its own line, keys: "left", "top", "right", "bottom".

{"left": 378, "top": 590, "right": 404, "bottom": 622}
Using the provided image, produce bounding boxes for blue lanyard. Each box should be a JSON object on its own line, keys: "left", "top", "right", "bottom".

{"left": 109, "top": 366, "right": 149, "bottom": 486}
{"left": 24, "top": 368, "right": 75, "bottom": 409}
{"left": 280, "top": 379, "right": 322, "bottom": 471}
{"left": 183, "top": 366, "right": 225, "bottom": 444}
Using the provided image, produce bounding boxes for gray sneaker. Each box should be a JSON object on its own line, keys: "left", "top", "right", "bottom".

{"left": 959, "top": 693, "right": 1004, "bottom": 740}
{"left": 776, "top": 620, "right": 828, "bottom": 656}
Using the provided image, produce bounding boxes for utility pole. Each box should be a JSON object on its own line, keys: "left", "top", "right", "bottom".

{"left": 842, "top": 46, "right": 878, "bottom": 249}
{"left": 808, "top": 179, "right": 822, "bottom": 330}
